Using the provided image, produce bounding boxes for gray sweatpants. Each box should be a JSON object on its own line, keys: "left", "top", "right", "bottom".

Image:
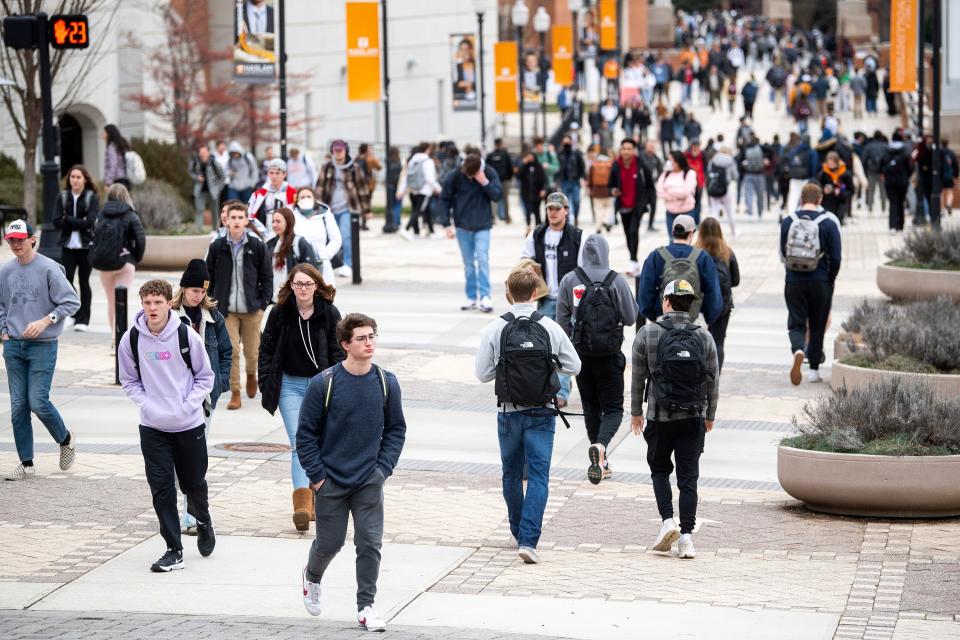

{"left": 865, "top": 171, "right": 887, "bottom": 212}
{"left": 305, "top": 468, "right": 385, "bottom": 610}
{"left": 743, "top": 173, "right": 766, "bottom": 217}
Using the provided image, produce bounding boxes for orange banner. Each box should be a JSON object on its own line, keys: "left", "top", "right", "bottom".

{"left": 552, "top": 25, "right": 574, "bottom": 87}
{"left": 889, "top": 0, "right": 917, "bottom": 92}
{"left": 494, "top": 41, "right": 519, "bottom": 113}
{"left": 599, "top": 0, "right": 616, "bottom": 51}
{"left": 345, "top": 2, "right": 381, "bottom": 102}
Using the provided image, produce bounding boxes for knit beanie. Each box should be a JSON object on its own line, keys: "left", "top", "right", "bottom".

{"left": 180, "top": 259, "right": 210, "bottom": 289}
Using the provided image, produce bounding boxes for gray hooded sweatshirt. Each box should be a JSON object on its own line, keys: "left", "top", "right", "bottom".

{"left": 556, "top": 234, "right": 638, "bottom": 338}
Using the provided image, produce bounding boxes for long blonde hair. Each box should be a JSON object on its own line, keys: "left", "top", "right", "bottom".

{"left": 171, "top": 287, "right": 218, "bottom": 311}
{"left": 695, "top": 216, "right": 732, "bottom": 262}
{"left": 106, "top": 183, "right": 134, "bottom": 207}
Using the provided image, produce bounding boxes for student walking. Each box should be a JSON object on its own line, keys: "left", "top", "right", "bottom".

{"left": 882, "top": 132, "right": 913, "bottom": 232}
{"left": 52, "top": 165, "right": 99, "bottom": 330}
{"left": 475, "top": 269, "right": 581, "bottom": 565}
{"left": 608, "top": 138, "right": 654, "bottom": 275}
{"left": 1, "top": 220, "right": 80, "bottom": 480}
{"left": 266, "top": 207, "right": 320, "bottom": 301}
{"left": 631, "top": 279, "right": 720, "bottom": 559}
{"left": 694, "top": 218, "right": 739, "bottom": 371}
{"left": 518, "top": 147, "right": 548, "bottom": 231}
{"left": 259, "top": 264, "right": 343, "bottom": 531}
{"left": 398, "top": 143, "right": 440, "bottom": 240}
{"left": 705, "top": 146, "right": 738, "bottom": 236}
{"left": 118, "top": 279, "right": 216, "bottom": 572}
{"left": 294, "top": 188, "right": 342, "bottom": 286}
{"left": 316, "top": 140, "right": 372, "bottom": 279}
{"left": 297, "top": 313, "right": 406, "bottom": 631}
{"left": 780, "top": 183, "right": 842, "bottom": 385}
{"left": 656, "top": 151, "right": 699, "bottom": 243}
{"left": 557, "top": 234, "right": 637, "bottom": 483}
{"left": 92, "top": 183, "right": 146, "bottom": 338}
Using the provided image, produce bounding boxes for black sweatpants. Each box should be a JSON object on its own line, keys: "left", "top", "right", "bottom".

{"left": 61, "top": 247, "right": 92, "bottom": 325}
{"left": 646, "top": 189, "right": 658, "bottom": 229}
{"left": 406, "top": 194, "right": 433, "bottom": 235}
{"left": 886, "top": 185, "right": 907, "bottom": 231}
{"left": 708, "top": 309, "right": 731, "bottom": 372}
{"left": 784, "top": 280, "right": 833, "bottom": 371}
{"left": 643, "top": 417, "right": 705, "bottom": 534}
{"left": 620, "top": 207, "right": 644, "bottom": 261}
{"left": 576, "top": 352, "right": 626, "bottom": 449}
{"left": 139, "top": 424, "right": 210, "bottom": 552}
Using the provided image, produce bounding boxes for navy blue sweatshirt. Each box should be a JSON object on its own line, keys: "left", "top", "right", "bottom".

{"left": 296, "top": 363, "right": 406, "bottom": 488}
{"left": 779, "top": 208, "right": 842, "bottom": 283}
{"left": 436, "top": 166, "right": 502, "bottom": 231}
{"left": 637, "top": 243, "right": 723, "bottom": 324}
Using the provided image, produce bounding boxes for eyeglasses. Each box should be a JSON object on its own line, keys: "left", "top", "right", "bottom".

{"left": 291, "top": 281, "right": 317, "bottom": 290}
{"left": 351, "top": 333, "right": 378, "bottom": 344}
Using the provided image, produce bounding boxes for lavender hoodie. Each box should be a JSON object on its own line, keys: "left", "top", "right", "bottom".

{"left": 118, "top": 309, "right": 214, "bottom": 432}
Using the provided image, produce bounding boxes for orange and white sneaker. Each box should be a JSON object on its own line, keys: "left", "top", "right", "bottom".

{"left": 357, "top": 605, "right": 386, "bottom": 632}
{"left": 790, "top": 349, "right": 804, "bottom": 386}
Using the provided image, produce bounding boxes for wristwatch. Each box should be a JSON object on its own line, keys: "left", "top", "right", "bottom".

{"left": 48, "top": 313, "right": 58, "bottom": 324}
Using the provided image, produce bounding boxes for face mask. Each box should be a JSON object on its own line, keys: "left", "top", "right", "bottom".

{"left": 563, "top": 143, "right": 572, "bottom": 151}
{"left": 298, "top": 198, "right": 315, "bottom": 210}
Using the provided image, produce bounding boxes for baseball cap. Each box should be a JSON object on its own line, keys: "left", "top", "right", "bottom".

{"left": 4, "top": 219, "right": 34, "bottom": 240}
{"left": 545, "top": 192, "right": 569, "bottom": 209}
{"left": 330, "top": 139, "right": 348, "bottom": 151}
{"left": 663, "top": 279, "right": 696, "bottom": 298}
{"left": 265, "top": 158, "right": 287, "bottom": 173}
{"left": 672, "top": 214, "right": 697, "bottom": 234}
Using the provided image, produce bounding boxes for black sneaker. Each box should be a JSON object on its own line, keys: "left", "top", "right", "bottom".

{"left": 587, "top": 444, "right": 603, "bottom": 485}
{"left": 150, "top": 549, "right": 183, "bottom": 573}
{"left": 197, "top": 522, "right": 216, "bottom": 557}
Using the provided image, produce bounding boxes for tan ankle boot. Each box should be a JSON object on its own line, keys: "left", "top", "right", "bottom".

{"left": 292, "top": 488, "right": 312, "bottom": 532}
{"left": 226, "top": 390, "right": 241, "bottom": 410}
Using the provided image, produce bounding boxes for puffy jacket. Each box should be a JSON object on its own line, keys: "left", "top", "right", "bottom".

{"left": 94, "top": 200, "right": 146, "bottom": 267}
{"left": 656, "top": 170, "right": 697, "bottom": 213}
{"left": 205, "top": 233, "right": 273, "bottom": 317}
{"left": 52, "top": 188, "right": 99, "bottom": 248}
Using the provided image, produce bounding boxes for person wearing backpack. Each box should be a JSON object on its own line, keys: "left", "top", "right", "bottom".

{"left": 189, "top": 144, "right": 227, "bottom": 230}
{"left": 398, "top": 142, "right": 440, "bottom": 239}
{"left": 93, "top": 183, "right": 146, "bottom": 339}
{"left": 637, "top": 214, "right": 722, "bottom": 327}
{"left": 258, "top": 264, "right": 343, "bottom": 532}
{"left": 587, "top": 145, "right": 614, "bottom": 232}
{"left": 741, "top": 75, "right": 759, "bottom": 119}
{"left": 475, "top": 269, "right": 581, "bottom": 565}
{"left": 265, "top": 207, "right": 320, "bottom": 301}
{"left": 862, "top": 131, "right": 889, "bottom": 214}
{"left": 882, "top": 132, "right": 913, "bottom": 232}
{"left": 784, "top": 134, "right": 819, "bottom": 217}
{"left": 117, "top": 279, "right": 216, "bottom": 573}
{"left": 53, "top": 165, "right": 99, "bottom": 330}
{"left": 694, "top": 218, "right": 739, "bottom": 372}
{"left": 817, "top": 151, "right": 855, "bottom": 225}
{"left": 630, "top": 279, "right": 719, "bottom": 560}
{"left": 556, "top": 235, "right": 637, "bottom": 484}
{"left": 741, "top": 136, "right": 766, "bottom": 218}
{"left": 780, "top": 182, "right": 842, "bottom": 385}
{"left": 102, "top": 124, "right": 130, "bottom": 188}
{"left": 486, "top": 138, "right": 515, "bottom": 224}
{"left": 706, "top": 145, "right": 738, "bottom": 236}
{"left": 297, "top": 313, "right": 405, "bottom": 630}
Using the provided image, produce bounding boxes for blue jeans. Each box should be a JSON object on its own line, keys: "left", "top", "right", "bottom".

{"left": 2, "top": 339, "right": 68, "bottom": 462}
{"left": 561, "top": 180, "right": 582, "bottom": 225}
{"left": 277, "top": 374, "right": 311, "bottom": 489}
{"left": 227, "top": 187, "right": 253, "bottom": 203}
{"left": 455, "top": 228, "right": 491, "bottom": 300}
{"left": 334, "top": 210, "right": 352, "bottom": 268}
{"left": 665, "top": 209, "right": 699, "bottom": 242}
{"left": 497, "top": 410, "right": 555, "bottom": 549}
{"left": 536, "top": 297, "right": 571, "bottom": 402}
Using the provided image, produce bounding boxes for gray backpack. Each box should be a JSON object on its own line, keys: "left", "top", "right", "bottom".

{"left": 406, "top": 158, "right": 427, "bottom": 192}
{"left": 784, "top": 212, "right": 826, "bottom": 272}
{"left": 659, "top": 247, "right": 703, "bottom": 321}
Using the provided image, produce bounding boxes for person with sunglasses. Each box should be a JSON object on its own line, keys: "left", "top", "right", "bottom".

{"left": 258, "top": 264, "right": 343, "bottom": 531}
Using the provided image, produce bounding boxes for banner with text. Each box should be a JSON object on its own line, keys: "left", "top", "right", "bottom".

{"left": 494, "top": 41, "right": 518, "bottom": 114}
{"left": 599, "top": 0, "right": 616, "bottom": 51}
{"left": 451, "top": 34, "right": 478, "bottom": 111}
{"left": 346, "top": 2, "right": 382, "bottom": 102}
{"left": 233, "top": 0, "right": 276, "bottom": 84}
{"left": 889, "top": 0, "right": 917, "bottom": 93}
{"left": 552, "top": 25, "right": 574, "bottom": 87}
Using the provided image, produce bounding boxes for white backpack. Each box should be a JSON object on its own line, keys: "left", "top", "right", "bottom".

{"left": 784, "top": 211, "right": 827, "bottom": 272}
{"left": 124, "top": 150, "right": 147, "bottom": 185}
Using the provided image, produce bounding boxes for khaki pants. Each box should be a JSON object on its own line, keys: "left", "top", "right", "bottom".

{"left": 225, "top": 310, "right": 263, "bottom": 392}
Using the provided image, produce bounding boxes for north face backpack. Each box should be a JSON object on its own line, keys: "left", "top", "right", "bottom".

{"left": 494, "top": 312, "right": 560, "bottom": 409}
{"left": 658, "top": 247, "right": 703, "bottom": 321}
{"left": 572, "top": 268, "right": 623, "bottom": 357}
{"left": 783, "top": 211, "right": 827, "bottom": 272}
{"left": 706, "top": 166, "right": 728, "bottom": 197}
{"left": 91, "top": 215, "right": 129, "bottom": 271}
{"left": 649, "top": 319, "right": 709, "bottom": 418}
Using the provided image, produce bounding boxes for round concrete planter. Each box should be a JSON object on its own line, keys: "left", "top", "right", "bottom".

{"left": 831, "top": 360, "right": 960, "bottom": 397}
{"left": 138, "top": 234, "right": 211, "bottom": 271}
{"left": 778, "top": 446, "right": 960, "bottom": 517}
{"left": 833, "top": 333, "right": 863, "bottom": 361}
{"left": 876, "top": 263, "right": 960, "bottom": 301}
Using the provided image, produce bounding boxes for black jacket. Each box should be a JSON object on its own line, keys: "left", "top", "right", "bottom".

{"left": 52, "top": 188, "right": 99, "bottom": 248}
{"left": 206, "top": 234, "right": 273, "bottom": 317}
{"left": 485, "top": 149, "right": 514, "bottom": 183}
{"left": 518, "top": 160, "right": 547, "bottom": 205}
{"left": 557, "top": 148, "right": 586, "bottom": 182}
{"left": 607, "top": 158, "right": 653, "bottom": 213}
{"left": 265, "top": 235, "right": 319, "bottom": 275}
{"left": 533, "top": 224, "right": 583, "bottom": 289}
{"left": 257, "top": 296, "right": 344, "bottom": 414}
{"left": 95, "top": 201, "right": 146, "bottom": 267}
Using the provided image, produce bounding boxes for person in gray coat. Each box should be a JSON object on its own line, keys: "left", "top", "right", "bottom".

{"left": 557, "top": 234, "right": 638, "bottom": 484}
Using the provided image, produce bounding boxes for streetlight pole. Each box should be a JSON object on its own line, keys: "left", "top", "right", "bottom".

{"left": 36, "top": 14, "right": 60, "bottom": 263}
{"left": 278, "top": 0, "right": 287, "bottom": 160}
{"left": 533, "top": 7, "right": 551, "bottom": 141}
{"left": 918, "top": 0, "right": 925, "bottom": 135}
{"left": 512, "top": 1, "right": 529, "bottom": 153}
{"left": 569, "top": 0, "right": 582, "bottom": 92}
{"left": 476, "top": 7, "right": 487, "bottom": 148}
{"left": 931, "top": 0, "right": 942, "bottom": 228}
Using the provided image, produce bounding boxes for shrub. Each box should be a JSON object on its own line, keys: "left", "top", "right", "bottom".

{"left": 133, "top": 178, "right": 193, "bottom": 234}
{"left": 840, "top": 298, "right": 960, "bottom": 373}
{"left": 783, "top": 378, "right": 960, "bottom": 455}
{"left": 887, "top": 227, "right": 960, "bottom": 270}
{"left": 130, "top": 138, "right": 193, "bottom": 204}
{"left": 0, "top": 153, "right": 42, "bottom": 209}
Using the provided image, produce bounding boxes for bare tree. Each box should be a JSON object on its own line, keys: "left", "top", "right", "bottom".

{"left": 0, "top": 0, "right": 118, "bottom": 223}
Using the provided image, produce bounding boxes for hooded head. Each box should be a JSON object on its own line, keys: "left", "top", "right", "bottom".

{"left": 581, "top": 234, "right": 610, "bottom": 270}
{"left": 228, "top": 141, "right": 244, "bottom": 155}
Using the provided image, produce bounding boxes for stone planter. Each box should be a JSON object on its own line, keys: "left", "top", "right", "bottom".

{"left": 778, "top": 446, "right": 960, "bottom": 517}
{"left": 138, "top": 235, "right": 212, "bottom": 271}
{"left": 831, "top": 360, "right": 960, "bottom": 397}
{"left": 832, "top": 333, "right": 863, "bottom": 361}
{"left": 876, "top": 263, "right": 960, "bottom": 301}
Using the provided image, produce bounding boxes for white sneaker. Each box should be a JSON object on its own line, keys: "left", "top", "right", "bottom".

{"left": 398, "top": 228, "right": 415, "bottom": 241}
{"left": 460, "top": 298, "right": 478, "bottom": 311}
{"left": 652, "top": 518, "right": 680, "bottom": 552}
{"left": 357, "top": 605, "right": 386, "bottom": 631}
{"left": 73, "top": 323, "right": 88, "bottom": 332}
{"left": 790, "top": 349, "right": 804, "bottom": 386}
{"left": 479, "top": 296, "right": 494, "bottom": 313}
{"left": 59, "top": 431, "right": 76, "bottom": 471}
{"left": 6, "top": 463, "right": 35, "bottom": 481}
{"left": 336, "top": 266, "right": 353, "bottom": 279}
{"left": 518, "top": 547, "right": 540, "bottom": 564}
{"left": 807, "top": 370, "right": 823, "bottom": 383}
{"left": 678, "top": 533, "right": 696, "bottom": 559}
{"left": 302, "top": 567, "right": 321, "bottom": 616}
{"left": 624, "top": 260, "right": 640, "bottom": 277}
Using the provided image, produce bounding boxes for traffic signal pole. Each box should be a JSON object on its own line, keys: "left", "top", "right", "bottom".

{"left": 36, "top": 13, "right": 62, "bottom": 263}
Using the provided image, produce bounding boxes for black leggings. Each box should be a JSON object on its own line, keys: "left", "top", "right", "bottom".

{"left": 621, "top": 207, "right": 644, "bottom": 261}
{"left": 406, "top": 194, "right": 433, "bottom": 235}
{"left": 61, "top": 247, "right": 92, "bottom": 325}
{"left": 708, "top": 308, "right": 731, "bottom": 372}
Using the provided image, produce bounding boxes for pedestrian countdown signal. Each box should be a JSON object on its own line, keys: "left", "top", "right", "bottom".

{"left": 49, "top": 15, "right": 88, "bottom": 49}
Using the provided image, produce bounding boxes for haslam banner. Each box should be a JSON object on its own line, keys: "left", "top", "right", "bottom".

{"left": 451, "top": 34, "right": 478, "bottom": 112}
{"left": 233, "top": 0, "right": 276, "bottom": 84}
{"left": 494, "top": 41, "right": 518, "bottom": 114}
{"left": 889, "top": 0, "right": 917, "bottom": 93}
{"left": 552, "top": 25, "right": 574, "bottom": 87}
{"left": 599, "top": 0, "right": 616, "bottom": 51}
{"left": 346, "top": 2, "right": 381, "bottom": 102}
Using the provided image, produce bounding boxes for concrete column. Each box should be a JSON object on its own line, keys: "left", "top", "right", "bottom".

{"left": 627, "top": 0, "right": 648, "bottom": 49}
{"left": 762, "top": 0, "right": 792, "bottom": 27}
{"left": 648, "top": 0, "right": 673, "bottom": 49}
{"left": 837, "top": 0, "right": 874, "bottom": 44}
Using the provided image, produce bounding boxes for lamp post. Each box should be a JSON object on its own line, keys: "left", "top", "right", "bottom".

{"left": 473, "top": 0, "right": 487, "bottom": 149}
{"left": 533, "top": 7, "right": 550, "bottom": 138}
{"left": 511, "top": 0, "right": 529, "bottom": 152}
{"left": 568, "top": 0, "right": 583, "bottom": 92}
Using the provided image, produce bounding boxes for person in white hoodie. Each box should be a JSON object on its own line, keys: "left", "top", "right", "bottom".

{"left": 293, "top": 187, "right": 342, "bottom": 285}
{"left": 397, "top": 142, "right": 441, "bottom": 240}
{"left": 118, "top": 279, "right": 215, "bottom": 573}
{"left": 705, "top": 146, "right": 739, "bottom": 236}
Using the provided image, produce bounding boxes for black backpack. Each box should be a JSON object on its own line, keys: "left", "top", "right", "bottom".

{"left": 129, "top": 323, "right": 194, "bottom": 376}
{"left": 91, "top": 214, "right": 129, "bottom": 271}
{"left": 495, "top": 312, "right": 561, "bottom": 409}
{"left": 714, "top": 256, "right": 733, "bottom": 312}
{"left": 572, "top": 268, "right": 623, "bottom": 357}
{"left": 788, "top": 149, "right": 810, "bottom": 180}
{"left": 882, "top": 151, "right": 909, "bottom": 190}
{"left": 648, "top": 319, "right": 709, "bottom": 418}
{"left": 706, "top": 166, "right": 728, "bottom": 197}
